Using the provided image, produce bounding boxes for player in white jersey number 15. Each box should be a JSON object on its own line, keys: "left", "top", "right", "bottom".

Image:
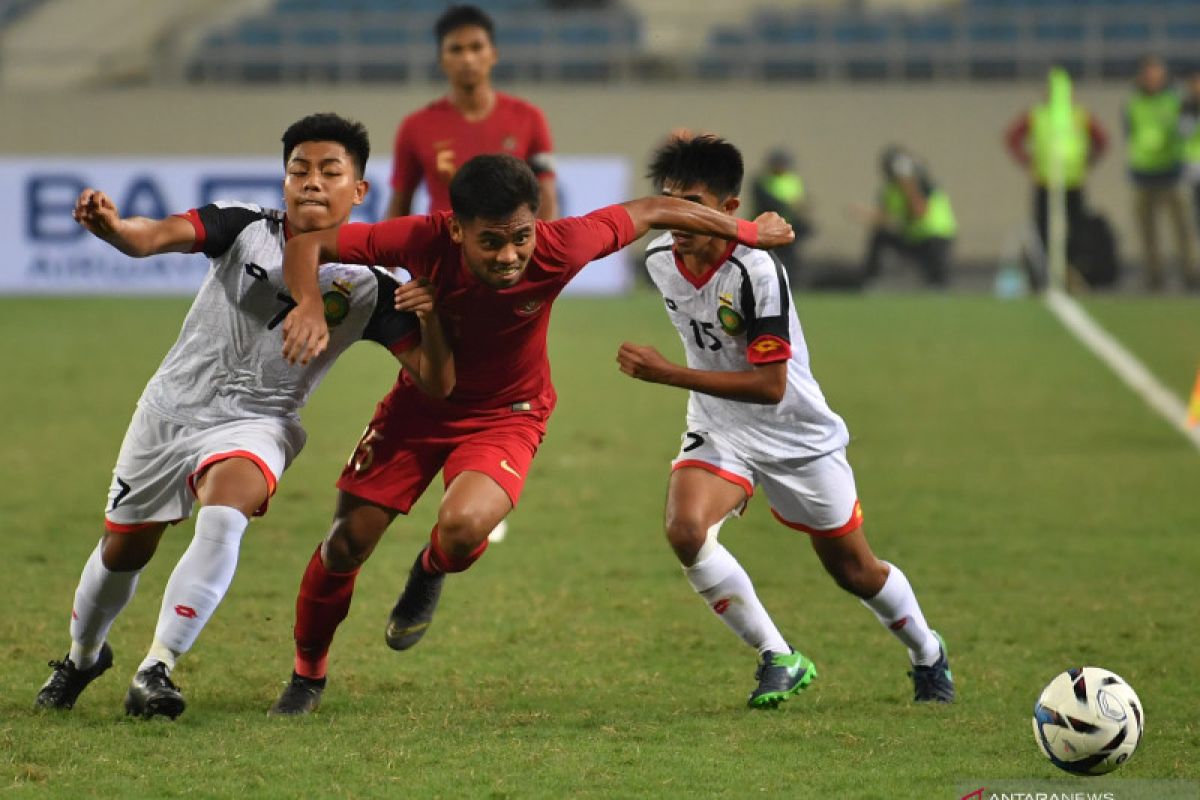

{"left": 35, "top": 113, "right": 455, "bottom": 720}
{"left": 619, "top": 134, "right": 955, "bottom": 708}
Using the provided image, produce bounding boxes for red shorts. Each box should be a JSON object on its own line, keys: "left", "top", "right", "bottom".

{"left": 336, "top": 389, "right": 550, "bottom": 514}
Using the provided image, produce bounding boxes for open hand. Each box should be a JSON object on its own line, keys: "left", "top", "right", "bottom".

{"left": 394, "top": 278, "right": 436, "bottom": 321}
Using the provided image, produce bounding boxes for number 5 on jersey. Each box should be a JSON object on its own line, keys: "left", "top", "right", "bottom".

{"left": 689, "top": 319, "right": 722, "bottom": 351}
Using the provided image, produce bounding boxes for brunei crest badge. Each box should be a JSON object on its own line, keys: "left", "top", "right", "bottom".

{"left": 322, "top": 279, "right": 353, "bottom": 327}
{"left": 716, "top": 293, "right": 744, "bottom": 335}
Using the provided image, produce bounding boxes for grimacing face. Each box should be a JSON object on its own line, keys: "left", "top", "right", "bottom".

{"left": 283, "top": 141, "right": 367, "bottom": 233}
{"left": 450, "top": 204, "right": 538, "bottom": 289}
{"left": 440, "top": 25, "right": 496, "bottom": 91}
{"left": 660, "top": 181, "right": 739, "bottom": 259}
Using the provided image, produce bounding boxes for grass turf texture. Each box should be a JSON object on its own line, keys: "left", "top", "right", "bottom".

{"left": 2, "top": 293, "right": 1198, "bottom": 798}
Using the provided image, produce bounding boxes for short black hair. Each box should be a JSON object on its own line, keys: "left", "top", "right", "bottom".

{"left": 281, "top": 113, "right": 370, "bottom": 178}
{"left": 435, "top": 5, "right": 494, "bottom": 45}
{"left": 647, "top": 134, "right": 744, "bottom": 199}
{"left": 449, "top": 154, "right": 540, "bottom": 221}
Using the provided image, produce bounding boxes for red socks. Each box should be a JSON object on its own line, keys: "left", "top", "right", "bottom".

{"left": 293, "top": 545, "right": 360, "bottom": 679}
{"left": 420, "top": 525, "right": 489, "bottom": 575}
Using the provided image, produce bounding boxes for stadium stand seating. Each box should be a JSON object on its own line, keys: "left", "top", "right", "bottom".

{"left": 181, "top": 0, "right": 1200, "bottom": 84}
{"left": 0, "top": 0, "right": 44, "bottom": 29}
{"left": 187, "top": 0, "right": 640, "bottom": 84}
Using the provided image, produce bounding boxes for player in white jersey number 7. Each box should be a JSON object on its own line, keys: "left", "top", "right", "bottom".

{"left": 620, "top": 134, "right": 955, "bottom": 708}
{"left": 34, "top": 113, "right": 455, "bottom": 720}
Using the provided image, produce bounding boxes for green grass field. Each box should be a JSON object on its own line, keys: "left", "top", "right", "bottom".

{"left": 2, "top": 293, "right": 1198, "bottom": 799}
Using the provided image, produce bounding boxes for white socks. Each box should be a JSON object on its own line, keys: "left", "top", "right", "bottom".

{"left": 861, "top": 562, "right": 941, "bottom": 666}
{"left": 69, "top": 541, "right": 141, "bottom": 669}
{"left": 684, "top": 543, "right": 789, "bottom": 656}
{"left": 140, "top": 506, "right": 248, "bottom": 673}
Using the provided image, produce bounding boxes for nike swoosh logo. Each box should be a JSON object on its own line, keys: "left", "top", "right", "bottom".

{"left": 388, "top": 621, "right": 429, "bottom": 638}
{"left": 499, "top": 460, "right": 521, "bottom": 479}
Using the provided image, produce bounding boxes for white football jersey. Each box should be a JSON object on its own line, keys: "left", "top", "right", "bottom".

{"left": 137, "top": 201, "right": 419, "bottom": 426}
{"left": 644, "top": 232, "right": 849, "bottom": 459}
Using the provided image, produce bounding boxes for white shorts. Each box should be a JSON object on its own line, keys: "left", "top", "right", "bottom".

{"left": 103, "top": 405, "right": 306, "bottom": 532}
{"left": 671, "top": 430, "right": 863, "bottom": 537}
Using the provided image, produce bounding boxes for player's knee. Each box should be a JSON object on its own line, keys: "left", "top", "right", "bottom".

{"left": 824, "top": 553, "right": 886, "bottom": 598}
{"left": 436, "top": 507, "right": 492, "bottom": 556}
{"left": 99, "top": 530, "right": 160, "bottom": 572}
{"left": 664, "top": 513, "right": 708, "bottom": 563}
{"left": 324, "top": 515, "right": 384, "bottom": 571}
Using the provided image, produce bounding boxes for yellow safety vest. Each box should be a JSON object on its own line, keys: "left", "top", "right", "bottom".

{"left": 1030, "top": 103, "right": 1090, "bottom": 188}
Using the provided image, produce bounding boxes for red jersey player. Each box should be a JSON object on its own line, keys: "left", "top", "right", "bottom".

{"left": 385, "top": 4, "right": 558, "bottom": 220}
{"left": 268, "top": 153, "right": 794, "bottom": 714}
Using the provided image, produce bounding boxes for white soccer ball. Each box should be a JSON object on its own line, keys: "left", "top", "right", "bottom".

{"left": 1032, "top": 667, "right": 1144, "bottom": 775}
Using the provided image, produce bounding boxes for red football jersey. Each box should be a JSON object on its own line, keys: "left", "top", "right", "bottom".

{"left": 337, "top": 205, "right": 635, "bottom": 413}
{"left": 390, "top": 92, "right": 555, "bottom": 214}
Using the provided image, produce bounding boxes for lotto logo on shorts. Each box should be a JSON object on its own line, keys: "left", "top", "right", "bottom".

{"left": 174, "top": 605, "right": 198, "bottom": 619}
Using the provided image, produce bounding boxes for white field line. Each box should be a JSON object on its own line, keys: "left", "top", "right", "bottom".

{"left": 1043, "top": 288, "right": 1200, "bottom": 452}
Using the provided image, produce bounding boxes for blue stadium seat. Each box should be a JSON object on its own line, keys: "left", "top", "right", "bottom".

{"left": 1101, "top": 20, "right": 1151, "bottom": 41}
{"left": 903, "top": 15, "right": 956, "bottom": 44}
{"left": 236, "top": 22, "right": 284, "bottom": 47}
{"left": 754, "top": 13, "right": 821, "bottom": 46}
{"left": 559, "top": 24, "right": 614, "bottom": 46}
{"left": 496, "top": 24, "right": 546, "bottom": 46}
{"left": 357, "top": 26, "right": 410, "bottom": 46}
{"left": 968, "top": 21, "right": 1020, "bottom": 43}
{"left": 1034, "top": 20, "right": 1086, "bottom": 42}
{"left": 709, "top": 25, "right": 749, "bottom": 48}
{"left": 295, "top": 26, "right": 342, "bottom": 46}
{"left": 1165, "top": 20, "right": 1200, "bottom": 41}
{"left": 833, "top": 18, "right": 890, "bottom": 44}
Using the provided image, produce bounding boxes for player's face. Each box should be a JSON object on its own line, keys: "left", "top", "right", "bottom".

{"left": 450, "top": 205, "right": 538, "bottom": 289}
{"left": 440, "top": 26, "right": 496, "bottom": 90}
{"left": 660, "top": 181, "right": 740, "bottom": 258}
{"left": 283, "top": 141, "right": 367, "bottom": 233}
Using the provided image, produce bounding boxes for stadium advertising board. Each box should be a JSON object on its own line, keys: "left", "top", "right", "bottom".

{"left": 0, "top": 155, "right": 632, "bottom": 296}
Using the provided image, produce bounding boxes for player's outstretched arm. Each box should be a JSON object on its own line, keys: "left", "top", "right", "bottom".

{"left": 536, "top": 175, "right": 559, "bottom": 221}
{"left": 73, "top": 189, "right": 195, "bottom": 257}
{"left": 619, "top": 197, "right": 794, "bottom": 249}
{"left": 281, "top": 227, "right": 342, "bottom": 365}
{"left": 393, "top": 278, "right": 455, "bottom": 398}
{"left": 617, "top": 342, "right": 787, "bottom": 404}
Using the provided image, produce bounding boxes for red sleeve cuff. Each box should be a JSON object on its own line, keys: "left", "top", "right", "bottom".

{"left": 387, "top": 330, "right": 421, "bottom": 356}
{"left": 609, "top": 204, "right": 638, "bottom": 249}
{"left": 747, "top": 335, "right": 792, "bottom": 364}
{"left": 175, "top": 209, "right": 206, "bottom": 254}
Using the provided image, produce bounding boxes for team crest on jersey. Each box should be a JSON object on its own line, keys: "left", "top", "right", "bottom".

{"left": 716, "top": 295, "right": 745, "bottom": 335}
{"left": 322, "top": 280, "right": 353, "bottom": 327}
{"left": 514, "top": 298, "right": 545, "bottom": 317}
{"left": 503, "top": 135, "right": 517, "bottom": 151}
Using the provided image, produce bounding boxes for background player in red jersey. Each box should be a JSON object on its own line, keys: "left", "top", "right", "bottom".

{"left": 384, "top": 4, "right": 558, "bottom": 220}
{"left": 267, "top": 153, "right": 793, "bottom": 715}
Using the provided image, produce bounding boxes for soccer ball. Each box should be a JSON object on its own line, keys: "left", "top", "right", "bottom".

{"left": 1032, "top": 667, "right": 1144, "bottom": 775}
